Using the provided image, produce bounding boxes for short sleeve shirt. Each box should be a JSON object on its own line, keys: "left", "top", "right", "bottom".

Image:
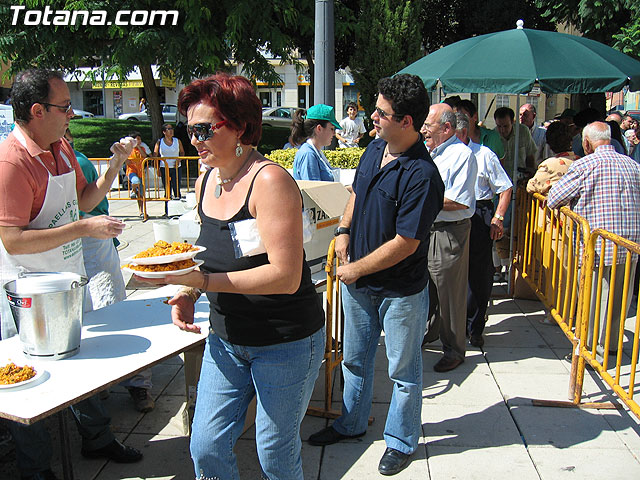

{"left": 429, "top": 135, "right": 478, "bottom": 221}
{"left": 126, "top": 147, "right": 145, "bottom": 177}
{"left": 0, "top": 126, "right": 87, "bottom": 226}
{"left": 350, "top": 137, "right": 444, "bottom": 297}
{"left": 338, "top": 117, "right": 366, "bottom": 147}
{"left": 469, "top": 141, "right": 512, "bottom": 200}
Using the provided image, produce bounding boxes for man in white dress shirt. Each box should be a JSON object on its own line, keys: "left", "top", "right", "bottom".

{"left": 420, "top": 103, "right": 477, "bottom": 372}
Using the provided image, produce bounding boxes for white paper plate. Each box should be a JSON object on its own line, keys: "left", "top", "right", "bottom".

{"left": 0, "top": 362, "right": 46, "bottom": 390}
{"left": 124, "top": 245, "right": 206, "bottom": 265}
{"left": 123, "top": 259, "right": 204, "bottom": 278}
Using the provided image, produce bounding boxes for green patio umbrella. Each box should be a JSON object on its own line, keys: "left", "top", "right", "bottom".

{"left": 398, "top": 20, "right": 640, "bottom": 95}
{"left": 398, "top": 20, "right": 640, "bottom": 291}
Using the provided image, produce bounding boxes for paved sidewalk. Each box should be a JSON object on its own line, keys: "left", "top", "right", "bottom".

{"left": 2, "top": 198, "right": 640, "bottom": 479}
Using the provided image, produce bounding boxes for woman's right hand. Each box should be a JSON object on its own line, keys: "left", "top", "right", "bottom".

{"left": 168, "top": 291, "right": 201, "bottom": 334}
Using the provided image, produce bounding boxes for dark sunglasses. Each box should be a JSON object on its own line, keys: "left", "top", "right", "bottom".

{"left": 41, "top": 102, "right": 73, "bottom": 114}
{"left": 186, "top": 120, "right": 228, "bottom": 141}
{"left": 375, "top": 106, "right": 404, "bottom": 121}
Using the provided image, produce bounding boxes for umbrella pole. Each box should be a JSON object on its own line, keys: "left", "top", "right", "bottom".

{"left": 507, "top": 95, "right": 521, "bottom": 294}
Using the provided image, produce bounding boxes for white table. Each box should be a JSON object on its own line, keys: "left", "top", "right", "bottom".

{"left": 0, "top": 285, "right": 209, "bottom": 478}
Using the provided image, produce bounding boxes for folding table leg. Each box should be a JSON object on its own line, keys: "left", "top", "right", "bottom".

{"left": 58, "top": 410, "right": 74, "bottom": 480}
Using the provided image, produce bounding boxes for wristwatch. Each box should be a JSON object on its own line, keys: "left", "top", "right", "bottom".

{"left": 494, "top": 214, "right": 504, "bottom": 221}
{"left": 334, "top": 226, "right": 350, "bottom": 236}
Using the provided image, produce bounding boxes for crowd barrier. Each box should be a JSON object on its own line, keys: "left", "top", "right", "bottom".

{"left": 574, "top": 229, "right": 640, "bottom": 419}
{"left": 88, "top": 156, "right": 201, "bottom": 220}
{"left": 514, "top": 188, "right": 640, "bottom": 420}
{"left": 307, "top": 238, "right": 345, "bottom": 419}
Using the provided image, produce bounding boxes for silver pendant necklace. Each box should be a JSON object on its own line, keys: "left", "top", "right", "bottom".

{"left": 215, "top": 150, "right": 254, "bottom": 198}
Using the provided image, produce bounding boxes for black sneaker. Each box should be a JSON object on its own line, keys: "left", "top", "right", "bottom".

{"left": 81, "top": 439, "right": 142, "bottom": 463}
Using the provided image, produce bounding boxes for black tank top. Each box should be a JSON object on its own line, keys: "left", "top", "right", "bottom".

{"left": 196, "top": 164, "right": 324, "bottom": 346}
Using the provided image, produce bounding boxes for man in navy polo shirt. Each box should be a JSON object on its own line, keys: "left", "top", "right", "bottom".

{"left": 308, "top": 74, "right": 444, "bottom": 476}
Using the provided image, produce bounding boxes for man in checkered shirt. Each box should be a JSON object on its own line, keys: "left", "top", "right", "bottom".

{"left": 547, "top": 121, "right": 640, "bottom": 354}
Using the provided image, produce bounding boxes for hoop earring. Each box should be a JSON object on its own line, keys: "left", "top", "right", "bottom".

{"left": 235, "top": 140, "right": 243, "bottom": 157}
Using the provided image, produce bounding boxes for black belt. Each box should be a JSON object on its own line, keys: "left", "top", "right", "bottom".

{"left": 432, "top": 219, "right": 468, "bottom": 229}
{"left": 476, "top": 199, "right": 494, "bottom": 207}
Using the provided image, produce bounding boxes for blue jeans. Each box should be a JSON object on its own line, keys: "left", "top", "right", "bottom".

{"left": 333, "top": 283, "right": 428, "bottom": 454}
{"left": 190, "top": 326, "right": 324, "bottom": 480}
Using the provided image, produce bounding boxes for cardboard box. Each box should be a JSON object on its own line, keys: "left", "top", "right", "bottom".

{"left": 296, "top": 180, "right": 351, "bottom": 273}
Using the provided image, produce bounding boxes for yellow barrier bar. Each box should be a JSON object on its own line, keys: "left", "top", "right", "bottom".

{"left": 630, "top": 292, "right": 640, "bottom": 400}
{"left": 306, "top": 238, "right": 344, "bottom": 420}
{"left": 574, "top": 228, "right": 640, "bottom": 420}
{"left": 515, "top": 190, "right": 591, "bottom": 343}
{"left": 88, "top": 156, "right": 202, "bottom": 221}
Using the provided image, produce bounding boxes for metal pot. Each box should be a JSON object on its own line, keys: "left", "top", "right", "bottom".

{"left": 4, "top": 272, "right": 88, "bottom": 360}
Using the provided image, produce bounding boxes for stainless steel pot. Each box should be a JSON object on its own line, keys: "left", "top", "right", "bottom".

{"left": 4, "top": 272, "right": 88, "bottom": 360}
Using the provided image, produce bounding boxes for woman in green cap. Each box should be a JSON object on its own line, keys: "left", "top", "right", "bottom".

{"left": 290, "top": 104, "right": 341, "bottom": 181}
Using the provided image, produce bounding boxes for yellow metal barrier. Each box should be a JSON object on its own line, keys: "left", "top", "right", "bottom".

{"left": 574, "top": 229, "right": 640, "bottom": 420}
{"left": 515, "top": 188, "right": 591, "bottom": 341}
{"left": 515, "top": 189, "right": 640, "bottom": 419}
{"left": 307, "top": 239, "right": 344, "bottom": 419}
{"left": 88, "top": 156, "right": 201, "bottom": 221}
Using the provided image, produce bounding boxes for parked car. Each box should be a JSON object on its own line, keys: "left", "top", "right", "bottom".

{"left": 71, "top": 109, "right": 94, "bottom": 118}
{"left": 118, "top": 103, "right": 178, "bottom": 122}
{"left": 261, "top": 106, "right": 297, "bottom": 128}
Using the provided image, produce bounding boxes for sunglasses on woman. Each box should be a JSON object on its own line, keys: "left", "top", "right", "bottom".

{"left": 187, "top": 120, "right": 228, "bottom": 141}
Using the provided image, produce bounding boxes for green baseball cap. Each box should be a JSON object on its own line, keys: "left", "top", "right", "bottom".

{"left": 306, "top": 104, "right": 341, "bottom": 129}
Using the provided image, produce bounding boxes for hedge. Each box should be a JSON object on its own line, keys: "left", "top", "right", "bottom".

{"left": 266, "top": 147, "right": 364, "bottom": 169}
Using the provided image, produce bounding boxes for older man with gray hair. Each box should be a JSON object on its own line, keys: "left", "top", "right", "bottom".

{"left": 420, "top": 104, "right": 477, "bottom": 371}
{"left": 548, "top": 121, "right": 640, "bottom": 356}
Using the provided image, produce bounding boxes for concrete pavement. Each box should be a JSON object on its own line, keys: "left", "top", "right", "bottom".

{"left": 2, "top": 198, "right": 639, "bottom": 479}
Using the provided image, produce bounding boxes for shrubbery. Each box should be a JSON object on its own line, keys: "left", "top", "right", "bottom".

{"left": 266, "top": 147, "right": 364, "bottom": 169}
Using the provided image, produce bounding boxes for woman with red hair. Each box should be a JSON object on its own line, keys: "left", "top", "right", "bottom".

{"left": 140, "top": 73, "right": 324, "bottom": 479}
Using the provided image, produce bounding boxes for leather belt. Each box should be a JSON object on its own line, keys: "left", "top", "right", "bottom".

{"left": 432, "top": 219, "right": 468, "bottom": 229}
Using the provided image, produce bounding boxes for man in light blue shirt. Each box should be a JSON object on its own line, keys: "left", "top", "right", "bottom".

{"left": 420, "top": 103, "right": 477, "bottom": 372}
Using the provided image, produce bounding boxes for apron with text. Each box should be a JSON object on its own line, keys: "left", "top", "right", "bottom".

{"left": 0, "top": 144, "right": 86, "bottom": 339}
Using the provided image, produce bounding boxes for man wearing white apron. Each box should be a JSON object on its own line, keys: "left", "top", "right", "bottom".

{"left": 0, "top": 69, "right": 141, "bottom": 480}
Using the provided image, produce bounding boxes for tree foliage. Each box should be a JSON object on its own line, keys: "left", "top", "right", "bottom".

{"left": 349, "top": 0, "right": 422, "bottom": 119}
{"left": 535, "top": 0, "right": 634, "bottom": 46}
{"left": 0, "top": 0, "right": 305, "bottom": 138}
{"left": 419, "top": 0, "right": 556, "bottom": 53}
{"left": 612, "top": 3, "right": 640, "bottom": 60}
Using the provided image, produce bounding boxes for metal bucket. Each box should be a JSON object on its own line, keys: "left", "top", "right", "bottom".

{"left": 3, "top": 272, "right": 88, "bottom": 360}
